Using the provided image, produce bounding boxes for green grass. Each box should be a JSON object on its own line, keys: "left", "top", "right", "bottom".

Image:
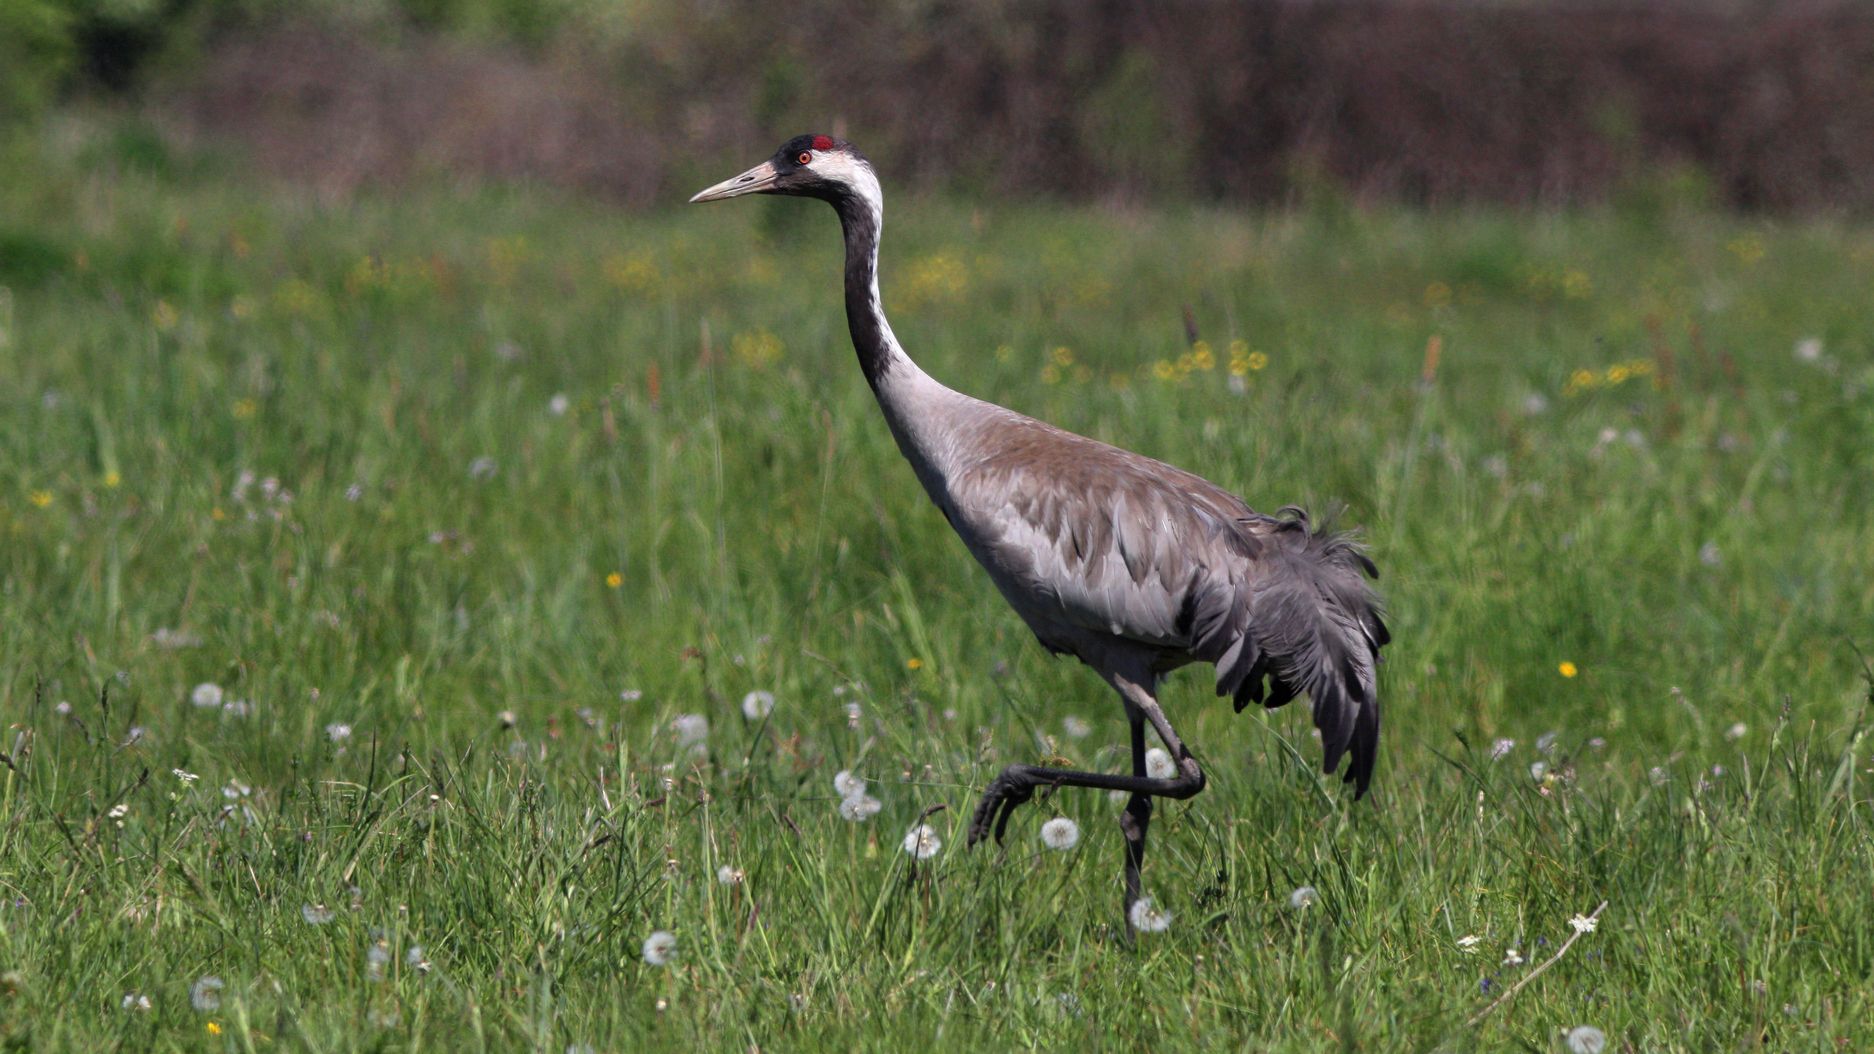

{"left": 2, "top": 119, "right": 1873, "bottom": 1051}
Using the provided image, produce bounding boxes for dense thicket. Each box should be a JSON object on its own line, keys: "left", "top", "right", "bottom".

{"left": 10, "top": 0, "right": 1874, "bottom": 210}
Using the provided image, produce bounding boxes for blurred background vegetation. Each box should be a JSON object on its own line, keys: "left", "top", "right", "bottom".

{"left": 5, "top": 0, "right": 1874, "bottom": 211}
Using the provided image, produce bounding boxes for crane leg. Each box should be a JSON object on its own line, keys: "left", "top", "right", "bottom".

{"left": 966, "top": 669, "right": 1206, "bottom": 931}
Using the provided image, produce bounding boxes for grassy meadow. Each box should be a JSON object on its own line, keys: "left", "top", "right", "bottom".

{"left": 2, "top": 122, "right": 1873, "bottom": 1051}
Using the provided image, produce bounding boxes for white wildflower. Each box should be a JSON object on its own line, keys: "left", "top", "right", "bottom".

{"left": 345, "top": 482, "right": 364, "bottom": 502}
{"left": 54, "top": 700, "right": 72, "bottom": 715}
{"left": 121, "top": 992, "right": 152, "bottom": 1011}
{"left": 1456, "top": 934, "right": 1482, "bottom": 952}
{"left": 1569, "top": 913, "right": 1598, "bottom": 934}
{"left": 1128, "top": 897, "right": 1172, "bottom": 933}
{"left": 1288, "top": 885, "right": 1319, "bottom": 910}
{"left": 901, "top": 823, "right": 942, "bottom": 860}
{"left": 619, "top": 688, "right": 643, "bottom": 702}
{"left": 839, "top": 794, "right": 882, "bottom": 822}
{"left": 717, "top": 865, "right": 745, "bottom": 886}
{"left": 172, "top": 769, "right": 199, "bottom": 784}
{"left": 189, "top": 975, "right": 223, "bottom": 1011}
{"left": 740, "top": 690, "right": 775, "bottom": 720}
{"left": 1062, "top": 715, "right": 1093, "bottom": 739}
{"left": 640, "top": 930, "right": 677, "bottom": 967}
{"left": 1564, "top": 1025, "right": 1607, "bottom": 1054}
{"left": 1725, "top": 721, "right": 1747, "bottom": 741}
{"left": 1502, "top": 947, "right": 1524, "bottom": 966}
{"left": 107, "top": 802, "right": 129, "bottom": 820}
{"left": 1039, "top": 816, "right": 1080, "bottom": 851}
{"left": 325, "top": 722, "right": 352, "bottom": 743}
{"left": 190, "top": 682, "right": 224, "bottom": 709}
{"left": 548, "top": 393, "right": 570, "bottom": 416}
{"left": 301, "top": 903, "right": 336, "bottom": 925}
{"left": 1489, "top": 738, "right": 1515, "bottom": 761}
{"left": 833, "top": 770, "right": 866, "bottom": 798}
{"left": 1145, "top": 747, "right": 1176, "bottom": 780}
{"left": 1649, "top": 766, "right": 1670, "bottom": 786}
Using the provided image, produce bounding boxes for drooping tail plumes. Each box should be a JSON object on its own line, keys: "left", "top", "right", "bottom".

{"left": 1214, "top": 507, "right": 1389, "bottom": 795}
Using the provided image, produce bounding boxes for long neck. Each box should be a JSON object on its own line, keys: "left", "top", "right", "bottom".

{"left": 831, "top": 178, "right": 913, "bottom": 393}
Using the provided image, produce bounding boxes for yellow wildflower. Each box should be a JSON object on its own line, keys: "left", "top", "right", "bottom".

{"left": 1247, "top": 351, "right": 1269, "bottom": 371}
{"left": 906, "top": 658, "right": 924, "bottom": 671}
{"left": 232, "top": 398, "right": 258, "bottom": 420}
{"left": 103, "top": 471, "right": 121, "bottom": 489}
{"left": 28, "top": 490, "right": 52, "bottom": 509}
{"left": 605, "top": 572, "right": 623, "bottom": 589}
{"left": 206, "top": 1022, "right": 221, "bottom": 1036}
{"left": 1558, "top": 661, "right": 1578, "bottom": 678}
{"left": 1050, "top": 346, "right": 1075, "bottom": 367}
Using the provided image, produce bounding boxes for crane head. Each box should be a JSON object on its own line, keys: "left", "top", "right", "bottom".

{"left": 690, "top": 135, "right": 872, "bottom": 204}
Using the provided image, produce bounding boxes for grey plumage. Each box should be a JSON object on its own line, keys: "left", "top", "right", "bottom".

{"left": 692, "top": 134, "right": 1389, "bottom": 930}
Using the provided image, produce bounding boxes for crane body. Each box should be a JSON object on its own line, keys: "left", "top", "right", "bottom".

{"left": 693, "top": 135, "right": 1389, "bottom": 930}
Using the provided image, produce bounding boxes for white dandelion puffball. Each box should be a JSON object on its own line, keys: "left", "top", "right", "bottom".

{"left": 548, "top": 393, "right": 571, "bottom": 416}
{"left": 1145, "top": 747, "right": 1176, "bottom": 780}
{"left": 1128, "top": 897, "right": 1172, "bottom": 933}
{"left": 190, "top": 682, "right": 224, "bottom": 709}
{"left": 1564, "top": 1025, "right": 1607, "bottom": 1054}
{"left": 1039, "top": 816, "right": 1080, "bottom": 851}
{"left": 839, "top": 794, "right": 883, "bottom": 822}
{"left": 717, "top": 865, "right": 745, "bottom": 886}
{"left": 1725, "top": 721, "right": 1747, "bottom": 741}
{"left": 671, "top": 713, "right": 708, "bottom": 746}
{"left": 1062, "top": 715, "right": 1093, "bottom": 740}
{"left": 190, "top": 975, "right": 223, "bottom": 1011}
{"left": 833, "top": 770, "right": 866, "bottom": 798}
{"left": 301, "top": 903, "right": 336, "bottom": 925}
{"left": 640, "top": 930, "right": 677, "bottom": 967}
{"left": 901, "top": 823, "right": 942, "bottom": 860}
{"left": 741, "top": 690, "right": 775, "bottom": 720}
{"left": 325, "top": 722, "right": 353, "bottom": 743}
{"left": 1288, "top": 885, "right": 1319, "bottom": 910}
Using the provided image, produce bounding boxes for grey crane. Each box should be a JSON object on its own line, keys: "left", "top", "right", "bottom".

{"left": 692, "top": 135, "right": 1389, "bottom": 929}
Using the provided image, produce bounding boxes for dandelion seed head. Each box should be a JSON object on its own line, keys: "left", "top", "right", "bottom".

{"left": 670, "top": 713, "right": 708, "bottom": 746}
{"left": 833, "top": 770, "right": 866, "bottom": 798}
{"left": 619, "top": 688, "right": 644, "bottom": 702}
{"left": 1536, "top": 730, "right": 1559, "bottom": 754}
{"left": 1145, "top": 747, "right": 1176, "bottom": 780}
{"left": 301, "top": 903, "right": 335, "bottom": 925}
{"left": 1062, "top": 715, "right": 1093, "bottom": 739}
{"left": 548, "top": 393, "right": 570, "bottom": 416}
{"left": 1564, "top": 1025, "right": 1607, "bottom": 1054}
{"left": 406, "top": 945, "right": 430, "bottom": 971}
{"left": 717, "top": 865, "right": 745, "bottom": 885}
{"left": 740, "top": 690, "right": 775, "bottom": 720}
{"left": 1794, "top": 337, "right": 1823, "bottom": 363}
{"left": 1039, "top": 816, "right": 1080, "bottom": 851}
{"left": 190, "top": 682, "right": 224, "bottom": 709}
{"left": 839, "top": 794, "right": 882, "bottom": 822}
{"left": 901, "top": 823, "right": 942, "bottom": 859}
{"left": 640, "top": 930, "right": 677, "bottom": 966}
{"left": 1725, "top": 721, "right": 1747, "bottom": 741}
{"left": 325, "top": 722, "right": 352, "bottom": 742}
{"left": 1288, "top": 885, "right": 1319, "bottom": 910}
{"left": 1128, "top": 897, "right": 1171, "bottom": 933}
{"left": 1699, "top": 541, "right": 1723, "bottom": 567}
{"left": 190, "top": 975, "right": 223, "bottom": 1011}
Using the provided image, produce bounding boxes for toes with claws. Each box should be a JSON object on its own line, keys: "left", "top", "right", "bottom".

{"left": 967, "top": 769, "right": 1035, "bottom": 847}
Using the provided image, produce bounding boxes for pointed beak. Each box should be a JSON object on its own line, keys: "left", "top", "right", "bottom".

{"left": 689, "top": 160, "right": 780, "bottom": 203}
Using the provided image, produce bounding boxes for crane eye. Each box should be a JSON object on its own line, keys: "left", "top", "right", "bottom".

{"left": 796, "top": 151, "right": 813, "bottom": 165}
